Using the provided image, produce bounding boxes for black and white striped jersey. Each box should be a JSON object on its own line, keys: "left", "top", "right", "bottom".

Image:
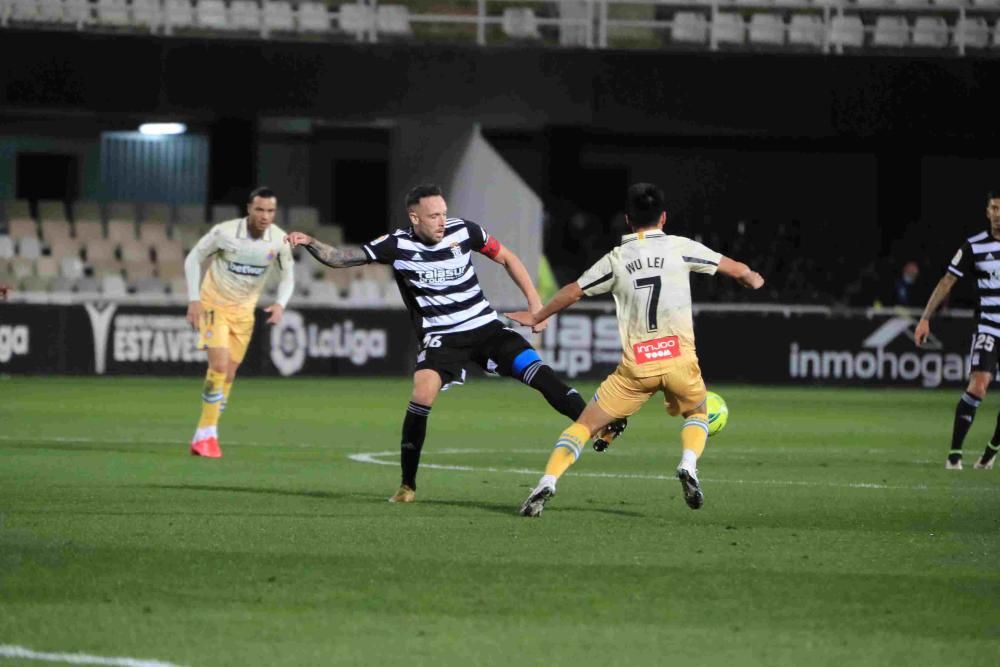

{"left": 362, "top": 218, "right": 500, "bottom": 338}
{"left": 948, "top": 230, "right": 1000, "bottom": 336}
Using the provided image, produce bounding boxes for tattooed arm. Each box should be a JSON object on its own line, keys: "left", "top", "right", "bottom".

{"left": 285, "top": 232, "right": 369, "bottom": 268}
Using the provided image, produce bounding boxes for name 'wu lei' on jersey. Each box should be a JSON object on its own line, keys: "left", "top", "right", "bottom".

{"left": 361, "top": 218, "right": 500, "bottom": 338}
{"left": 948, "top": 230, "right": 1000, "bottom": 337}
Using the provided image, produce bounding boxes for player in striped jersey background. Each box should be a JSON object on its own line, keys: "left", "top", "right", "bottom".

{"left": 915, "top": 192, "right": 1000, "bottom": 470}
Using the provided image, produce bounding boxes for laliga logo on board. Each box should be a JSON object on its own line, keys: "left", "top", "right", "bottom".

{"left": 270, "top": 310, "right": 388, "bottom": 376}
{"left": 0, "top": 324, "right": 29, "bottom": 363}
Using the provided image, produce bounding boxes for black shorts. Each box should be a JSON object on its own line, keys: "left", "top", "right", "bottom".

{"left": 415, "top": 321, "right": 535, "bottom": 388}
{"left": 969, "top": 331, "right": 1000, "bottom": 373}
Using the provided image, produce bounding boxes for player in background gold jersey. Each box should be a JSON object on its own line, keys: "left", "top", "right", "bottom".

{"left": 184, "top": 187, "right": 295, "bottom": 457}
{"left": 508, "top": 183, "right": 763, "bottom": 515}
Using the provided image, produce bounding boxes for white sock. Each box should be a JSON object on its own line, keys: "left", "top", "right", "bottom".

{"left": 539, "top": 474, "right": 557, "bottom": 491}
{"left": 680, "top": 450, "right": 698, "bottom": 472}
{"left": 193, "top": 426, "right": 218, "bottom": 441}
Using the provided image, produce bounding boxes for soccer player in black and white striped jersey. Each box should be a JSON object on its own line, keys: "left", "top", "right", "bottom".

{"left": 286, "top": 184, "right": 625, "bottom": 502}
{"left": 915, "top": 193, "right": 1000, "bottom": 470}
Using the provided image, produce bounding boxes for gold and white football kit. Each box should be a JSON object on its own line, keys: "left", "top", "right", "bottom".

{"left": 184, "top": 217, "right": 295, "bottom": 363}
{"left": 577, "top": 229, "right": 722, "bottom": 419}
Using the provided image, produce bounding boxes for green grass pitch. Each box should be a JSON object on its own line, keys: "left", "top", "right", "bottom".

{"left": 1, "top": 376, "right": 998, "bottom": 666}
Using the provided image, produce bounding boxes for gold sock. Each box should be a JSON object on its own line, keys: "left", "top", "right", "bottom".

{"left": 681, "top": 415, "right": 709, "bottom": 460}
{"left": 544, "top": 423, "right": 591, "bottom": 479}
{"left": 221, "top": 381, "right": 233, "bottom": 411}
{"left": 197, "top": 369, "right": 226, "bottom": 430}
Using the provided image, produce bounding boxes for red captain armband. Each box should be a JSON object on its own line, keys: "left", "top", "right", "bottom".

{"left": 479, "top": 236, "right": 502, "bottom": 259}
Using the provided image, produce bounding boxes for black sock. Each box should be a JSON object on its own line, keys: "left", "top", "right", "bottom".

{"left": 401, "top": 401, "right": 431, "bottom": 489}
{"left": 951, "top": 391, "right": 982, "bottom": 462}
{"left": 520, "top": 362, "right": 586, "bottom": 421}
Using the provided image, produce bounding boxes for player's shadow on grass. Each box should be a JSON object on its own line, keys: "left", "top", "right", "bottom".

{"left": 417, "top": 498, "right": 647, "bottom": 519}
{"left": 146, "top": 483, "right": 388, "bottom": 503}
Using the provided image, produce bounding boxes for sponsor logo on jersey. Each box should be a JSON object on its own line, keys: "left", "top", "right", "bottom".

{"left": 419, "top": 266, "right": 466, "bottom": 283}
{"left": 227, "top": 261, "right": 268, "bottom": 276}
{"left": 633, "top": 335, "right": 680, "bottom": 363}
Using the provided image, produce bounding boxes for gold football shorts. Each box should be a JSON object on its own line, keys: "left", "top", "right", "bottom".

{"left": 197, "top": 303, "right": 255, "bottom": 363}
{"left": 595, "top": 354, "right": 707, "bottom": 419}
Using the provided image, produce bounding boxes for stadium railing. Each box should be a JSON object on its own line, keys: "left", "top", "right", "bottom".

{"left": 1, "top": 0, "right": 999, "bottom": 56}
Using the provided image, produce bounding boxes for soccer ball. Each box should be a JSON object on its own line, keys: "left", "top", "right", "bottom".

{"left": 706, "top": 391, "right": 729, "bottom": 437}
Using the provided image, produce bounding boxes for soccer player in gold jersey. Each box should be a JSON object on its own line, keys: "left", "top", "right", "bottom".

{"left": 508, "top": 183, "right": 763, "bottom": 515}
{"left": 184, "top": 187, "right": 295, "bottom": 457}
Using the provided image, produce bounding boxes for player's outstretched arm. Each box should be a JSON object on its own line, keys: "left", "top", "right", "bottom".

{"left": 718, "top": 256, "right": 764, "bottom": 289}
{"left": 489, "top": 244, "right": 548, "bottom": 332}
{"left": 285, "top": 232, "right": 368, "bottom": 268}
{"left": 915, "top": 273, "right": 958, "bottom": 346}
{"left": 506, "top": 282, "right": 585, "bottom": 328}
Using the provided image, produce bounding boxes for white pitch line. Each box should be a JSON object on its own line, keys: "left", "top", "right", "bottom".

{"left": 349, "top": 449, "right": 999, "bottom": 492}
{"left": 0, "top": 644, "right": 184, "bottom": 667}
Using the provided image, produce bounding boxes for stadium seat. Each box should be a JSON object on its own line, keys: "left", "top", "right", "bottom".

{"left": 17, "top": 237, "right": 42, "bottom": 260}
{"left": 297, "top": 0, "right": 330, "bottom": 32}
{"left": 120, "top": 239, "right": 151, "bottom": 264}
{"left": 164, "top": 0, "right": 195, "bottom": 32}
{"left": 931, "top": 0, "right": 966, "bottom": 6}
{"left": 0, "top": 235, "right": 14, "bottom": 260}
{"left": 210, "top": 204, "right": 240, "bottom": 223}
{"left": 20, "top": 274, "right": 52, "bottom": 292}
{"left": 502, "top": 8, "right": 540, "bottom": 39}
{"left": 712, "top": 13, "right": 745, "bottom": 45}
{"left": 123, "top": 261, "right": 156, "bottom": 281}
{"left": 140, "top": 202, "right": 172, "bottom": 225}
{"left": 175, "top": 203, "right": 206, "bottom": 226}
{"left": 84, "top": 239, "right": 118, "bottom": 266}
{"left": 953, "top": 16, "right": 989, "bottom": 48}
{"left": 74, "top": 220, "right": 105, "bottom": 243}
{"left": 912, "top": 16, "right": 949, "bottom": 47}
{"left": 48, "top": 237, "right": 82, "bottom": 263}
{"left": 671, "top": 12, "right": 708, "bottom": 44}
{"left": 895, "top": 0, "right": 930, "bottom": 6}
{"left": 132, "top": 0, "right": 162, "bottom": 30}
{"left": 830, "top": 15, "right": 865, "bottom": 48}
{"left": 172, "top": 224, "right": 205, "bottom": 252}
{"left": 337, "top": 1, "right": 373, "bottom": 36}
{"left": 788, "top": 14, "right": 825, "bottom": 48}
{"left": 377, "top": 4, "right": 410, "bottom": 36}
{"left": 35, "top": 0, "right": 66, "bottom": 23}
{"left": 263, "top": 0, "right": 294, "bottom": 34}
{"left": 71, "top": 200, "right": 102, "bottom": 224}
{"left": 139, "top": 222, "right": 171, "bottom": 246}
{"left": 157, "top": 261, "right": 185, "bottom": 281}
{"left": 62, "top": 0, "right": 90, "bottom": 27}
{"left": 874, "top": 16, "right": 910, "bottom": 47}
{"left": 35, "top": 256, "right": 59, "bottom": 280}
{"left": 229, "top": 0, "right": 261, "bottom": 31}
{"left": 196, "top": 0, "right": 230, "bottom": 29}
{"left": 7, "top": 219, "right": 37, "bottom": 242}
{"left": 38, "top": 199, "right": 68, "bottom": 223}
{"left": 10, "top": 0, "right": 41, "bottom": 22}
{"left": 11, "top": 257, "right": 34, "bottom": 280}
{"left": 95, "top": 0, "right": 129, "bottom": 26}
{"left": 133, "top": 276, "right": 168, "bottom": 294}
{"left": 59, "top": 255, "right": 85, "bottom": 280}
{"left": 106, "top": 201, "right": 136, "bottom": 225}
{"left": 40, "top": 220, "right": 72, "bottom": 245}
{"left": 101, "top": 273, "right": 128, "bottom": 297}
{"left": 153, "top": 238, "right": 184, "bottom": 264}
{"left": 2, "top": 199, "right": 33, "bottom": 224}
{"left": 972, "top": 0, "right": 1000, "bottom": 6}
{"left": 106, "top": 220, "right": 137, "bottom": 244}
{"left": 74, "top": 276, "right": 102, "bottom": 295}
{"left": 748, "top": 14, "right": 785, "bottom": 45}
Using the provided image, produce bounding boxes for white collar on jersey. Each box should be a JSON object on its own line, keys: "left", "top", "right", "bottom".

{"left": 620, "top": 229, "right": 666, "bottom": 244}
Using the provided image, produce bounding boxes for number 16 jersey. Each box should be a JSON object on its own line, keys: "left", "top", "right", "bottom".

{"left": 577, "top": 229, "right": 722, "bottom": 378}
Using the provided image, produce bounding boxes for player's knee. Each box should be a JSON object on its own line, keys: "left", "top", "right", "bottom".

{"left": 511, "top": 348, "right": 543, "bottom": 381}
